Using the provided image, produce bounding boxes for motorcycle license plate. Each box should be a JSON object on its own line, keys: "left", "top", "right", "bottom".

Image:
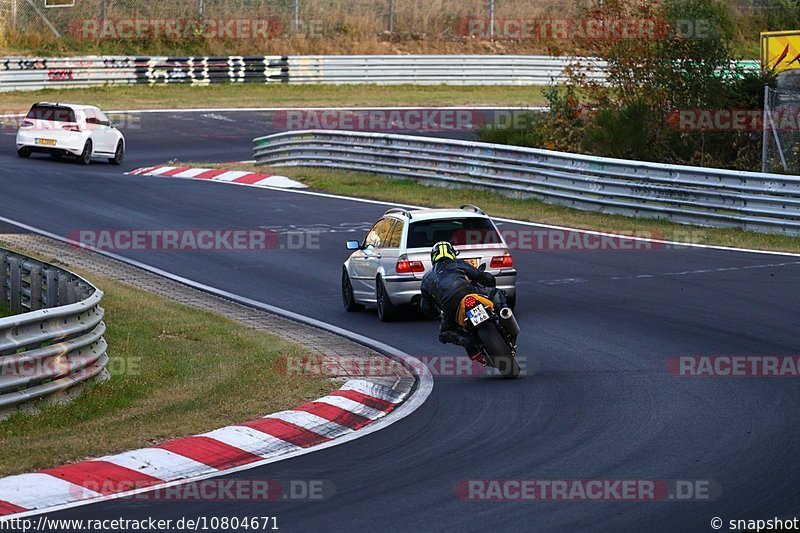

{"left": 467, "top": 304, "right": 490, "bottom": 326}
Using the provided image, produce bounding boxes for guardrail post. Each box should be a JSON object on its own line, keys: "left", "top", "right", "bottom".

{"left": 57, "top": 272, "right": 69, "bottom": 306}
{"left": 29, "top": 265, "right": 43, "bottom": 311}
{"left": 0, "top": 251, "right": 8, "bottom": 307}
{"left": 489, "top": 0, "right": 494, "bottom": 40}
{"left": 44, "top": 268, "right": 58, "bottom": 308}
{"left": 9, "top": 256, "right": 21, "bottom": 314}
{"left": 387, "top": 0, "right": 394, "bottom": 33}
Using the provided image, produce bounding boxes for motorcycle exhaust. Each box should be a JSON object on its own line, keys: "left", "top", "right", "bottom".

{"left": 498, "top": 307, "right": 520, "bottom": 337}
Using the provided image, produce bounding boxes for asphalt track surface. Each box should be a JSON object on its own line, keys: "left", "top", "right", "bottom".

{"left": 1, "top": 110, "right": 800, "bottom": 532}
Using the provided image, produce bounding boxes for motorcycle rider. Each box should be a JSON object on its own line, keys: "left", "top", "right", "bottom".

{"left": 420, "top": 241, "right": 508, "bottom": 363}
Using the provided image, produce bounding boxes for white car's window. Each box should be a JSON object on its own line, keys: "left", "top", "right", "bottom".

{"left": 385, "top": 220, "right": 403, "bottom": 249}
{"left": 95, "top": 110, "right": 110, "bottom": 125}
{"left": 407, "top": 218, "right": 502, "bottom": 248}
{"left": 85, "top": 108, "right": 102, "bottom": 126}
{"left": 364, "top": 218, "right": 395, "bottom": 249}
{"left": 26, "top": 105, "right": 75, "bottom": 123}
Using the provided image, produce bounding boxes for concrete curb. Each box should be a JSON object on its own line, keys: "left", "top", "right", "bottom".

{"left": 126, "top": 166, "right": 307, "bottom": 189}
{"left": 0, "top": 379, "right": 408, "bottom": 516}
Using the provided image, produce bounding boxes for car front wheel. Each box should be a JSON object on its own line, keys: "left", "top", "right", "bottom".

{"left": 342, "top": 268, "right": 365, "bottom": 312}
{"left": 17, "top": 147, "right": 31, "bottom": 158}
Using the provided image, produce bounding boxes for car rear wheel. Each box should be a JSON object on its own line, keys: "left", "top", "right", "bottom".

{"left": 376, "top": 277, "right": 398, "bottom": 322}
{"left": 342, "top": 269, "right": 365, "bottom": 312}
{"left": 17, "top": 147, "right": 31, "bottom": 158}
{"left": 109, "top": 141, "right": 124, "bottom": 165}
{"left": 79, "top": 140, "right": 92, "bottom": 165}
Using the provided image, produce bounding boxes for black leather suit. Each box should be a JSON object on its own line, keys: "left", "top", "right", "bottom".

{"left": 420, "top": 258, "right": 505, "bottom": 354}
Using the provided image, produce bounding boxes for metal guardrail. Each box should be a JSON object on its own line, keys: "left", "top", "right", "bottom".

{"left": 0, "top": 54, "right": 760, "bottom": 92}
{"left": 253, "top": 130, "right": 800, "bottom": 235}
{"left": 0, "top": 55, "right": 291, "bottom": 92}
{"left": 286, "top": 55, "right": 606, "bottom": 85}
{"left": 0, "top": 247, "right": 108, "bottom": 412}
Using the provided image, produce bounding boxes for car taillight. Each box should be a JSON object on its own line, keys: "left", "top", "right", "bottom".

{"left": 20, "top": 120, "right": 34, "bottom": 128}
{"left": 490, "top": 254, "right": 514, "bottom": 268}
{"left": 396, "top": 259, "right": 425, "bottom": 274}
{"left": 464, "top": 296, "right": 478, "bottom": 308}
{"left": 62, "top": 124, "right": 81, "bottom": 132}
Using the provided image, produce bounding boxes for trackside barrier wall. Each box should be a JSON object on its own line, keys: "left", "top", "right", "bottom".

{"left": 252, "top": 130, "right": 800, "bottom": 235}
{"left": 0, "top": 55, "right": 761, "bottom": 92}
{"left": 0, "top": 247, "right": 108, "bottom": 411}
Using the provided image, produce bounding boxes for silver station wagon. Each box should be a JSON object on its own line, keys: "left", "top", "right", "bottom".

{"left": 342, "top": 205, "right": 517, "bottom": 321}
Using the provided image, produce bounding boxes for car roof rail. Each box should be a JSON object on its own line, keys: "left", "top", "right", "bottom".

{"left": 384, "top": 208, "right": 413, "bottom": 219}
{"left": 460, "top": 204, "right": 486, "bottom": 215}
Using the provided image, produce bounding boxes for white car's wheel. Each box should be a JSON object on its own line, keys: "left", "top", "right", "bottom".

{"left": 79, "top": 140, "right": 92, "bottom": 165}
{"left": 17, "top": 147, "right": 31, "bottom": 158}
{"left": 109, "top": 141, "right": 124, "bottom": 165}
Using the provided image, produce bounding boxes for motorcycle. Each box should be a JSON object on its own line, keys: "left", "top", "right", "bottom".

{"left": 456, "top": 290, "right": 521, "bottom": 379}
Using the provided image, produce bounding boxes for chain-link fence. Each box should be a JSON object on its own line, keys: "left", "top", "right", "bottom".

{"left": 2, "top": 0, "right": 585, "bottom": 39}
{"left": 763, "top": 83, "right": 800, "bottom": 174}
{"left": 0, "top": 1, "right": 795, "bottom": 41}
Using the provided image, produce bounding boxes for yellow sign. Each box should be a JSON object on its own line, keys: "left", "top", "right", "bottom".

{"left": 761, "top": 30, "right": 800, "bottom": 73}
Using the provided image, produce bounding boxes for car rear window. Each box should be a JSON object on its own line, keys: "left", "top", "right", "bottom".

{"left": 407, "top": 218, "right": 502, "bottom": 248}
{"left": 26, "top": 105, "right": 76, "bottom": 122}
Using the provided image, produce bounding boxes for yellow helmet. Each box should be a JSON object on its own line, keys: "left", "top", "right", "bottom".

{"left": 430, "top": 241, "right": 457, "bottom": 264}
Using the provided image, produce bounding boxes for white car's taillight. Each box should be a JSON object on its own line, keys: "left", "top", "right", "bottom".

{"left": 490, "top": 253, "right": 514, "bottom": 269}
{"left": 62, "top": 124, "right": 81, "bottom": 132}
{"left": 20, "top": 120, "right": 34, "bottom": 128}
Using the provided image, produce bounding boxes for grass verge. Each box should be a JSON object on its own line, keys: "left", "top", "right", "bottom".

{"left": 0, "top": 254, "right": 334, "bottom": 477}
{"left": 177, "top": 162, "right": 800, "bottom": 254}
{"left": 0, "top": 84, "right": 546, "bottom": 115}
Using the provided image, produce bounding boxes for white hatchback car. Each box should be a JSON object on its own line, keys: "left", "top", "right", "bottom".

{"left": 16, "top": 103, "right": 125, "bottom": 165}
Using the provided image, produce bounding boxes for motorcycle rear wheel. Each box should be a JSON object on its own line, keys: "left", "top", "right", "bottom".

{"left": 476, "top": 324, "right": 520, "bottom": 379}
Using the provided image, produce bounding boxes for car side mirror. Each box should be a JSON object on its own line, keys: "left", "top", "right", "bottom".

{"left": 110, "top": 122, "right": 117, "bottom": 129}
{"left": 346, "top": 240, "right": 360, "bottom": 250}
